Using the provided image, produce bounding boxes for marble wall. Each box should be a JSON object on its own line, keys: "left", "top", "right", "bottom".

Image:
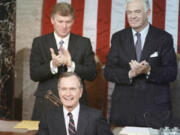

{"left": 0, "top": 0, "right": 15, "bottom": 119}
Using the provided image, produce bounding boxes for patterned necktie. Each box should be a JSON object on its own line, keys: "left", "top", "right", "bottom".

{"left": 59, "top": 40, "right": 66, "bottom": 69}
{"left": 59, "top": 40, "right": 64, "bottom": 53}
{"left": 135, "top": 32, "right": 142, "bottom": 62}
{"left": 68, "top": 112, "right": 76, "bottom": 135}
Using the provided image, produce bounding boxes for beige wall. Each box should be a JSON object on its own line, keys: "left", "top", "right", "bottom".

{"left": 15, "top": 0, "right": 43, "bottom": 119}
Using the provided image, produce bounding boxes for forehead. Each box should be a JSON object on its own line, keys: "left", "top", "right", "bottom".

{"left": 126, "top": 0, "right": 144, "bottom": 11}
{"left": 59, "top": 76, "right": 80, "bottom": 87}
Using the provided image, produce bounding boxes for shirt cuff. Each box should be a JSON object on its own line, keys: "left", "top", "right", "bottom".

{"left": 146, "top": 70, "right": 151, "bottom": 79}
{"left": 128, "top": 71, "right": 133, "bottom": 84}
{"left": 50, "top": 60, "right": 58, "bottom": 74}
{"left": 67, "top": 61, "right": 75, "bottom": 72}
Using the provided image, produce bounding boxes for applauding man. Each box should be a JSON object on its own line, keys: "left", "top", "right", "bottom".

{"left": 104, "top": 0, "right": 177, "bottom": 128}
{"left": 30, "top": 2, "right": 96, "bottom": 120}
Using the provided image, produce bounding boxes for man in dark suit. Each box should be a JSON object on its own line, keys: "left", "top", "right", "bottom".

{"left": 37, "top": 72, "right": 113, "bottom": 135}
{"left": 104, "top": 0, "right": 177, "bottom": 128}
{"left": 30, "top": 2, "right": 97, "bottom": 120}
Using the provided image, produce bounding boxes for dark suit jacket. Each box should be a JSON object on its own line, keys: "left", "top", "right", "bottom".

{"left": 37, "top": 104, "right": 113, "bottom": 135}
{"left": 104, "top": 25, "right": 177, "bottom": 127}
{"left": 30, "top": 32, "right": 97, "bottom": 98}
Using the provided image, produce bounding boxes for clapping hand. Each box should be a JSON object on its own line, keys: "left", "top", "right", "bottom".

{"left": 129, "top": 60, "right": 151, "bottom": 78}
{"left": 50, "top": 48, "right": 72, "bottom": 67}
{"left": 60, "top": 47, "right": 72, "bottom": 67}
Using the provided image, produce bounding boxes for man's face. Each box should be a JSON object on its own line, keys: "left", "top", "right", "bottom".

{"left": 126, "top": 0, "right": 150, "bottom": 32}
{"left": 51, "top": 14, "right": 74, "bottom": 38}
{"left": 58, "top": 75, "right": 82, "bottom": 111}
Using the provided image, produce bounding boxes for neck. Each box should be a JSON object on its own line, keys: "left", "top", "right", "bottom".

{"left": 64, "top": 103, "right": 79, "bottom": 112}
{"left": 135, "top": 21, "right": 148, "bottom": 32}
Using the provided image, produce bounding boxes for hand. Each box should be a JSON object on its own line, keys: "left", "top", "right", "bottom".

{"left": 140, "top": 60, "right": 151, "bottom": 74}
{"left": 50, "top": 48, "right": 64, "bottom": 67}
{"left": 129, "top": 69, "right": 137, "bottom": 78}
{"left": 129, "top": 60, "right": 142, "bottom": 76}
{"left": 61, "top": 47, "right": 72, "bottom": 67}
{"left": 129, "top": 60, "right": 151, "bottom": 77}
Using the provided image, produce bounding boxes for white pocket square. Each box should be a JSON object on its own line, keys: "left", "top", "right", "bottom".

{"left": 150, "top": 52, "right": 158, "bottom": 58}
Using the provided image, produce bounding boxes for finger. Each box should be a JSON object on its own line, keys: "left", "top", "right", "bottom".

{"left": 61, "top": 47, "right": 66, "bottom": 52}
{"left": 61, "top": 47, "right": 69, "bottom": 57}
{"left": 129, "top": 62, "right": 133, "bottom": 68}
{"left": 140, "top": 61, "right": 147, "bottom": 65}
{"left": 131, "top": 60, "right": 139, "bottom": 66}
{"left": 59, "top": 46, "right": 66, "bottom": 54}
{"left": 58, "top": 51, "right": 63, "bottom": 56}
{"left": 50, "top": 48, "right": 56, "bottom": 57}
{"left": 134, "top": 60, "right": 140, "bottom": 65}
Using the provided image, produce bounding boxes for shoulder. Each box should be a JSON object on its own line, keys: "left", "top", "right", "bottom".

{"left": 149, "top": 25, "right": 172, "bottom": 39}
{"left": 33, "top": 33, "right": 54, "bottom": 42}
{"left": 112, "top": 27, "right": 131, "bottom": 39}
{"left": 80, "top": 104, "right": 102, "bottom": 117}
{"left": 70, "top": 33, "right": 91, "bottom": 42}
{"left": 31, "top": 33, "right": 54, "bottom": 49}
{"left": 69, "top": 33, "right": 92, "bottom": 50}
{"left": 41, "top": 106, "right": 63, "bottom": 119}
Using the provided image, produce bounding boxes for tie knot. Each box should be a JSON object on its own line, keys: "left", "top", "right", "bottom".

{"left": 136, "top": 32, "right": 141, "bottom": 37}
{"left": 59, "top": 40, "right": 64, "bottom": 46}
{"left": 68, "top": 112, "right": 73, "bottom": 118}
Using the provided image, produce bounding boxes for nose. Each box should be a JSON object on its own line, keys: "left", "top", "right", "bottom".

{"left": 131, "top": 12, "right": 137, "bottom": 19}
{"left": 65, "top": 89, "right": 71, "bottom": 96}
{"left": 62, "top": 22, "right": 67, "bottom": 28}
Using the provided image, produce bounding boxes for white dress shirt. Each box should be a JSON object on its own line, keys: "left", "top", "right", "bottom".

{"left": 132, "top": 23, "right": 150, "bottom": 50}
{"left": 50, "top": 32, "right": 75, "bottom": 74}
{"left": 63, "top": 104, "right": 80, "bottom": 135}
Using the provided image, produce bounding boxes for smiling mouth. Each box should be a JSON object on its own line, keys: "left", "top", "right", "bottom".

{"left": 64, "top": 97, "right": 73, "bottom": 101}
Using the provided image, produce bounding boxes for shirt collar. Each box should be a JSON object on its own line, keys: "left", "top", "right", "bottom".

{"left": 132, "top": 23, "right": 150, "bottom": 37}
{"left": 63, "top": 103, "right": 80, "bottom": 117}
{"left": 54, "top": 32, "right": 70, "bottom": 45}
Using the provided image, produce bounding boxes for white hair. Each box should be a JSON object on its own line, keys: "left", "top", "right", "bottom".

{"left": 126, "top": 0, "right": 150, "bottom": 12}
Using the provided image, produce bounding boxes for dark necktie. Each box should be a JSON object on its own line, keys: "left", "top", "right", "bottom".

{"left": 68, "top": 112, "right": 76, "bottom": 135}
{"left": 135, "top": 32, "right": 142, "bottom": 62}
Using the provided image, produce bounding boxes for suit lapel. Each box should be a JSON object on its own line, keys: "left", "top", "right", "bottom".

{"left": 76, "top": 105, "right": 89, "bottom": 135}
{"left": 68, "top": 33, "right": 77, "bottom": 58}
{"left": 125, "top": 28, "right": 137, "bottom": 60}
{"left": 140, "top": 25, "right": 156, "bottom": 61}
{"left": 47, "top": 33, "right": 59, "bottom": 55}
{"left": 43, "top": 33, "right": 58, "bottom": 61}
{"left": 54, "top": 107, "right": 67, "bottom": 135}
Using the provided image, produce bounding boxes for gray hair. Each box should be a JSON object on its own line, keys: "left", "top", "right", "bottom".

{"left": 126, "top": 0, "right": 150, "bottom": 12}
{"left": 58, "top": 72, "right": 83, "bottom": 89}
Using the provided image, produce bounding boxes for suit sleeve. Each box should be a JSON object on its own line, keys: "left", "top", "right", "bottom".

{"left": 147, "top": 34, "right": 177, "bottom": 84}
{"left": 74, "top": 38, "right": 97, "bottom": 81}
{"left": 96, "top": 112, "right": 113, "bottom": 135}
{"left": 104, "top": 33, "right": 131, "bottom": 85}
{"left": 30, "top": 38, "right": 53, "bottom": 82}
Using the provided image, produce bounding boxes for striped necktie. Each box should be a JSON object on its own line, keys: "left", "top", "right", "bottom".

{"left": 59, "top": 40, "right": 64, "bottom": 53}
{"left": 68, "top": 112, "right": 76, "bottom": 135}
